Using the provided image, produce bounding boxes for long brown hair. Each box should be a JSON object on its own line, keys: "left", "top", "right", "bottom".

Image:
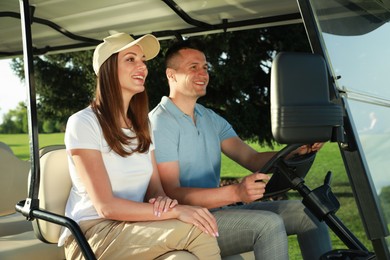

{"left": 91, "top": 53, "right": 152, "bottom": 157}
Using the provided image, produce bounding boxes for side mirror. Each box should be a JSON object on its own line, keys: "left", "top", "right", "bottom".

{"left": 270, "top": 52, "right": 343, "bottom": 144}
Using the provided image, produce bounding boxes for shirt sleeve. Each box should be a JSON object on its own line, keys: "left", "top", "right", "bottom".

{"left": 208, "top": 108, "right": 237, "bottom": 142}
{"left": 150, "top": 113, "right": 180, "bottom": 164}
{"left": 64, "top": 109, "right": 101, "bottom": 151}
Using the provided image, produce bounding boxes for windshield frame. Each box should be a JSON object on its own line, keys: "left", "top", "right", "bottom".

{"left": 297, "top": 0, "right": 390, "bottom": 257}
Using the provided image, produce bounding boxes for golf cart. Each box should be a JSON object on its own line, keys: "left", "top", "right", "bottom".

{"left": 0, "top": 0, "right": 389, "bottom": 259}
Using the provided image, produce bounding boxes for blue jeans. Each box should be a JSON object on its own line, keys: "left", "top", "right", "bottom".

{"left": 213, "top": 200, "right": 332, "bottom": 260}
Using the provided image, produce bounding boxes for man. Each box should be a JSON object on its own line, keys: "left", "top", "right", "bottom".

{"left": 149, "top": 40, "right": 332, "bottom": 259}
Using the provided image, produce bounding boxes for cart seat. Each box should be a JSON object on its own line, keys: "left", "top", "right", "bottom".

{"left": 0, "top": 143, "right": 65, "bottom": 260}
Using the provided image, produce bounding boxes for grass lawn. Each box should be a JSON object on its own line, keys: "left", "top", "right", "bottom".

{"left": 0, "top": 133, "right": 65, "bottom": 160}
{"left": 1, "top": 133, "right": 373, "bottom": 258}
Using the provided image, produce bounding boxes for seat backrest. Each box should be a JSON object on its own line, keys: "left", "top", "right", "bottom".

{"left": 0, "top": 145, "right": 30, "bottom": 216}
{"left": 0, "top": 141, "right": 14, "bottom": 154}
{"left": 32, "top": 145, "right": 71, "bottom": 244}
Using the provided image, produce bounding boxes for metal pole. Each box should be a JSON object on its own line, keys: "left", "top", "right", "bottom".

{"left": 19, "top": 0, "right": 40, "bottom": 217}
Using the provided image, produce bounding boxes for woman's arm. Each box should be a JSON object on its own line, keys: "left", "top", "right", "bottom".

{"left": 70, "top": 148, "right": 218, "bottom": 236}
{"left": 145, "top": 150, "right": 178, "bottom": 216}
{"left": 70, "top": 148, "right": 160, "bottom": 221}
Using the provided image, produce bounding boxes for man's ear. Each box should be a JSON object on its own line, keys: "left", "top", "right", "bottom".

{"left": 166, "top": 68, "right": 176, "bottom": 82}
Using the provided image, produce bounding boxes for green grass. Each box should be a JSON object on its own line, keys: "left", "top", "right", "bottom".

{"left": 0, "top": 133, "right": 64, "bottom": 160}
{"left": 1, "top": 134, "right": 373, "bottom": 258}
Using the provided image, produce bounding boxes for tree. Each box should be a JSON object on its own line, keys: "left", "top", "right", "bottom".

{"left": 10, "top": 24, "right": 310, "bottom": 145}
{"left": 11, "top": 51, "right": 95, "bottom": 132}
{"left": 0, "top": 102, "right": 28, "bottom": 133}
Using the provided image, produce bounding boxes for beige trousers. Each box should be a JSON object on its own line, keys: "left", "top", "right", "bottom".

{"left": 64, "top": 218, "right": 220, "bottom": 260}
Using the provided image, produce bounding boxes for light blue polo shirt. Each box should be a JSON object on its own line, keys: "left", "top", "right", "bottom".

{"left": 149, "top": 96, "right": 237, "bottom": 188}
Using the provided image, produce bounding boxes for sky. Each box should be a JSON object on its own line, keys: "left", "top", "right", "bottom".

{"left": 0, "top": 59, "right": 26, "bottom": 124}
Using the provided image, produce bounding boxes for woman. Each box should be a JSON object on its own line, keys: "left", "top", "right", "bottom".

{"left": 58, "top": 32, "right": 220, "bottom": 259}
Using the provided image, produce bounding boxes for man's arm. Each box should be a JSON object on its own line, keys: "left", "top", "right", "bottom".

{"left": 157, "top": 160, "right": 270, "bottom": 209}
{"left": 221, "top": 136, "right": 276, "bottom": 173}
{"left": 221, "top": 136, "right": 325, "bottom": 172}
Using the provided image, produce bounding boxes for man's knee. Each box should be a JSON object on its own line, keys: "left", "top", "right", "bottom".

{"left": 284, "top": 201, "right": 325, "bottom": 233}
{"left": 217, "top": 209, "right": 285, "bottom": 233}
{"left": 258, "top": 211, "right": 285, "bottom": 233}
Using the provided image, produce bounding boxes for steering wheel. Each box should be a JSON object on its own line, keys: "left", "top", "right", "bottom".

{"left": 258, "top": 144, "right": 317, "bottom": 199}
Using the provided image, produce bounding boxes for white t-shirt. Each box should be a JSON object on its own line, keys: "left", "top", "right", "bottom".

{"left": 58, "top": 106, "right": 154, "bottom": 246}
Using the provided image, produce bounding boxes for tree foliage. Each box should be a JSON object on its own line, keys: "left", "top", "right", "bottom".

{"left": 6, "top": 24, "right": 310, "bottom": 145}
{"left": 10, "top": 51, "right": 95, "bottom": 132}
{"left": 0, "top": 102, "right": 28, "bottom": 133}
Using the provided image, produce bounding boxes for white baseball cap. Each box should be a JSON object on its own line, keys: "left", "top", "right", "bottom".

{"left": 93, "top": 32, "right": 160, "bottom": 74}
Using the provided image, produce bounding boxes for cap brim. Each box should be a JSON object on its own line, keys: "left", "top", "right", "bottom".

{"left": 117, "top": 34, "right": 160, "bottom": 61}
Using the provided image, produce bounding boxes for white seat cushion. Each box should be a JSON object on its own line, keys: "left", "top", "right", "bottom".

{"left": 0, "top": 231, "right": 65, "bottom": 260}
{"left": 0, "top": 213, "right": 32, "bottom": 237}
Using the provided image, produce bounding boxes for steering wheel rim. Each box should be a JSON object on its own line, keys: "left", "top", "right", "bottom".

{"left": 259, "top": 144, "right": 317, "bottom": 199}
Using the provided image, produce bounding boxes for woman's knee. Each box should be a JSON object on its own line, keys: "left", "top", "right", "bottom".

{"left": 155, "top": 251, "right": 198, "bottom": 260}
{"left": 165, "top": 220, "right": 220, "bottom": 259}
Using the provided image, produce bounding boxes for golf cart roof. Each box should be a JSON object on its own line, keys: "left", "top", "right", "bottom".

{"left": 0, "top": 0, "right": 301, "bottom": 58}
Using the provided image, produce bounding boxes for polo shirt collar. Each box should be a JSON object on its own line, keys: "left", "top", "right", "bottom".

{"left": 161, "top": 96, "right": 203, "bottom": 117}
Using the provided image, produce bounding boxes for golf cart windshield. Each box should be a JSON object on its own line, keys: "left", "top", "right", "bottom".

{"left": 309, "top": 0, "right": 390, "bottom": 248}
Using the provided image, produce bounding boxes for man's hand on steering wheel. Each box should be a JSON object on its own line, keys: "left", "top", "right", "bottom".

{"left": 235, "top": 173, "right": 271, "bottom": 203}
{"left": 253, "top": 143, "right": 322, "bottom": 200}
{"left": 289, "top": 142, "right": 324, "bottom": 159}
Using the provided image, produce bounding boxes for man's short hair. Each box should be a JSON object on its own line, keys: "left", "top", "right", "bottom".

{"left": 165, "top": 38, "right": 205, "bottom": 69}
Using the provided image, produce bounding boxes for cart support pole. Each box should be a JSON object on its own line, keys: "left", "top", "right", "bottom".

{"left": 19, "top": 0, "right": 40, "bottom": 217}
